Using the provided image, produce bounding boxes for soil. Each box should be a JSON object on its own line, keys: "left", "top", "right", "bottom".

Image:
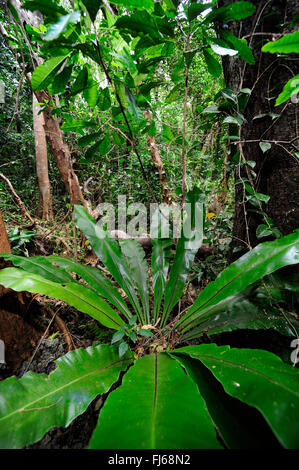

{"left": 0, "top": 292, "right": 46, "bottom": 379}
{"left": 0, "top": 289, "right": 112, "bottom": 449}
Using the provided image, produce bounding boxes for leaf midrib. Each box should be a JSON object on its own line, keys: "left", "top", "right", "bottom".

{"left": 181, "top": 240, "right": 299, "bottom": 329}
{"left": 189, "top": 353, "right": 299, "bottom": 396}
{"left": 0, "top": 357, "right": 131, "bottom": 423}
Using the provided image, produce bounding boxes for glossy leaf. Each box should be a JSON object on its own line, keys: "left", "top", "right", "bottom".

{"left": 203, "top": 49, "right": 222, "bottom": 78}
{"left": 275, "top": 74, "right": 299, "bottom": 106}
{"left": 31, "top": 52, "right": 71, "bottom": 90}
{"left": 206, "top": 2, "right": 256, "bottom": 23}
{"left": 70, "top": 66, "right": 88, "bottom": 96}
{"left": 50, "top": 65, "right": 72, "bottom": 94}
{"left": 74, "top": 205, "right": 142, "bottom": 319}
{"left": 151, "top": 209, "right": 173, "bottom": 323}
{"left": 61, "top": 118, "right": 97, "bottom": 133}
{"left": 173, "top": 354, "right": 281, "bottom": 449}
{"left": 259, "top": 141, "right": 271, "bottom": 153}
{"left": 98, "top": 87, "right": 111, "bottom": 111}
{"left": 124, "top": 86, "right": 143, "bottom": 123}
{"left": 0, "top": 267, "right": 125, "bottom": 330}
{"left": 119, "top": 239, "right": 149, "bottom": 323}
{"left": 210, "top": 44, "right": 238, "bottom": 56}
{"left": 174, "top": 344, "right": 299, "bottom": 448}
{"left": 162, "top": 189, "right": 204, "bottom": 326}
{"left": 0, "top": 253, "right": 73, "bottom": 283}
{"left": 44, "top": 11, "right": 81, "bottom": 41}
{"left": 220, "top": 30, "right": 255, "bottom": 64}
{"left": 178, "top": 230, "right": 299, "bottom": 332}
{"left": 22, "top": 0, "right": 67, "bottom": 20}
{"left": 81, "top": 0, "right": 102, "bottom": 22}
{"left": 111, "top": 0, "right": 155, "bottom": 11}
{"left": 187, "top": 3, "right": 212, "bottom": 22}
{"left": 78, "top": 131, "right": 102, "bottom": 147}
{"left": 262, "top": 30, "right": 299, "bottom": 54}
{"left": 115, "top": 11, "right": 162, "bottom": 40}
{"left": 0, "top": 345, "right": 131, "bottom": 449}
{"left": 89, "top": 353, "right": 221, "bottom": 449}
{"left": 182, "top": 287, "right": 299, "bottom": 341}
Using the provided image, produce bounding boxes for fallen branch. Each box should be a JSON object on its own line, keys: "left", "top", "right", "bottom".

{"left": 44, "top": 305, "right": 74, "bottom": 352}
{"left": 0, "top": 172, "right": 35, "bottom": 224}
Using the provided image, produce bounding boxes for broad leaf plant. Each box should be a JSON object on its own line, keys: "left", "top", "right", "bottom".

{"left": 0, "top": 194, "right": 299, "bottom": 448}
{"left": 0, "top": 0, "right": 298, "bottom": 450}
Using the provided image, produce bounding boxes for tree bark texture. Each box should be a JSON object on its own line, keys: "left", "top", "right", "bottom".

{"left": 219, "top": 0, "right": 299, "bottom": 254}
{"left": 4, "top": 1, "right": 88, "bottom": 210}
{"left": 32, "top": 94, "right": 53, "bottom": 220}
{"left": 35, "top": 91, "right": 88, "bottom": 209}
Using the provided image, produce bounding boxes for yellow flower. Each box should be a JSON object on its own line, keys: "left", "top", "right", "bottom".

{"left": 206, "top": 212, "right": 215, "bottom": 219}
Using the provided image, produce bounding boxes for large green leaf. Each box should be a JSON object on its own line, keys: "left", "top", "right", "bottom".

{"left": 119, "top": 239, "right": 149, "bottom": 324}
{"left": 173, "top": 354, "right": 281, "bottom": 449}
{"left": 205, "top": 1, "right": 256, "bottom": 23}
{"left": 74, "top": 205, "right": 142, "bottom": 320}
{"left": 0, "top": 253, "right": 73, "bottom": 283}
{"left": 220, "top": 30, "right": 255, "bottom": 64}
{"left": 89, "top": 353, "right": 221, "bottom": 449}
{"left": 22, "top": 0, "right": 67, "bottom": 20}
{"left": 61, "top": 118, "right": 97, "bottom": 133}
{"left": 48, "top": 255, "right": 132, "bottom": 320}
{"left": 98, "top": 87, "right": 111, "bottom": 111}
{"left": 174, "top": 344, "right": 299, "bottom": 448}
{"left": 69, "top": 65, "right": 89, "bottom": 96}
{"left": 178, "top": 230, "right": 299, "bottom": 333}
{"left": 83, "top": 78, "right": 99, "bottom": 107}
{"left": 210, "top": 44, "right": 238, "bottom": 56}
{"left": 162, "top": 189, "right": 204, "bottom": 326}
{"left": 81, "top": 0, "right": 103, "bottom": 22}
{"left": 110, "top": 0, "right": 155, "bottom": 11}
{"left": 44, "top": 11, "right": 81, "bottom": 41}
{"left": 110, "top": 49, "right": 138, "bottom": 76}
{"left": 187, "top": 3, "right": 212, "bottom": 22}
{"left": 31, "top": 52, "right": 71, "bottom": 90}
{"left": 275, "top": 74, "right": 299, "bottom": 106}
{"left": 115, "top": 11, "right": 162, "bottom": 40}
{"left": 0, "top": 268, "right": 124, "bottom": 330}
{"left": 262, "top": 30, "right": 299, "bottom": 54}
{"left": 203, "top": 49, "right": 222, "bottom": 78}
{"left": 181, "top": 289, "right": 299, "bottom": 341}
{"left": 0, "top": 345, "right": 131, "bottom": 449}
{"left": 151, "top": 208, "right": 173, "bottom": 323}
{"left": 50, "top": 65, "right": 73, "bottom": 94}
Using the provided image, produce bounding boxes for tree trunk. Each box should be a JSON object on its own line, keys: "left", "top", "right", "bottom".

{"left": 0, "top": 212, "right": 11, "bottom": 254}
{"left": 0, "top": 211, "right": 11, "bottom": 298}
{"left": 219, "top": 0, "right": 299, "bottom": 256}
{"left": 143, "top": 110, "right": 171, "bottom": 204}
{"left": 39, "top": 97, "right": 88, "bottom": 209}
{"left": 3, "top": 1, "right": 89, "bottom": 211}
{"left": 35, "top": 91, "right": 88, "bottom": 209}
{"left": 32, "top": 94, "right": 53, "bottom": 220}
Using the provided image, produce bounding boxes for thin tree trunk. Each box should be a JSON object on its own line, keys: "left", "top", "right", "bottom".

{"left": 0, "top": 212, "right": 11, "bottom": 254}
{"left": 32, "top": 94, "right": 53, "bottom": 220}
{"left": 0, "top": 211, "right": 11, "bottom": 297}
{"left": 1, "top": 2, "right": 89, "bottom": 211}
{"left": 143, "top": 111, "right": 171, "bottom": 204}
{"left": 35, "top": 91, "right": 88, "bottom": 209}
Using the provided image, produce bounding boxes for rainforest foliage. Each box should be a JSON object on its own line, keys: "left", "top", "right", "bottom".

{"left": 0, "top": 0, "right": 298, "bottom": 450}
